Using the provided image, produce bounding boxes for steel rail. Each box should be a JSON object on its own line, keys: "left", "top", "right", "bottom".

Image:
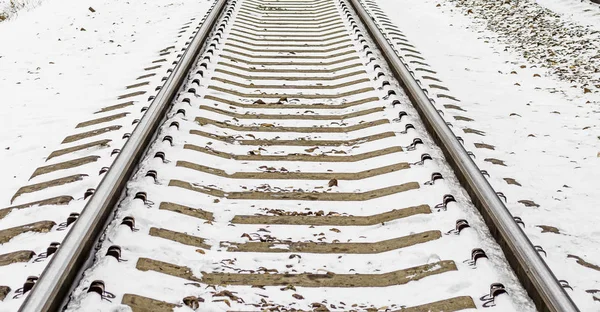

{"left": 347, "top": 0, "right": 579, "bottom": 311}
{"left": 18, "top": 0, "right": 229, "bottom": 310}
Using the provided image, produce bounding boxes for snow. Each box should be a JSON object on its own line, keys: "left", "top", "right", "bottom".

{"left": 60, "top": 0, "right": 534, "bottom": 310}
{"left": 534, "top": 0, "right": 600, "bottom": 31}
{"left": 0, "top": 0, "right": 598, "bottom": 309}
{"left": 0, "top": 0, "right": 212, "bottom": 308}
{"left": 0, "top": 0, "right": 211, "bottom": 201}
{"left": 372, "top": 0, "right": 600, "bottom": 308}
{"left": 0, "top": 0, "right": 41, "bottom": 21}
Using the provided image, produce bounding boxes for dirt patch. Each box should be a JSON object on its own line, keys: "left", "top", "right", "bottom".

{"left": 0, "top": 250, "right": 35, "bottom": 267}
{"left": 12, "top": 174, "right": 87, "bottom": 203}
{"left": 212, "top": 76, "right": 369, "bottom": 89}
{"left": 47, "top": 139, "right": 111, "bottom": 160}
{"left": 395, "top": 296, "right": 475, "bottom": 312}
{"left": 208, "top": 85, "right": 374, "bottom": 99}
{"left": 453, "top": 116, "right": 473, "bottom": 122}
{"left": 0, "top": 221, "right": 56, "bottom": 244}
{"left": 189, "top": 129, "right": 396, "bottom": 147}
{"left": 137, "top": 258, "right": 201, "bottom": 282}
{"left": 195, "top": 116, "right": 388, "bottom": 133}
{"left": 122, "top": 293, "right": 179, "bottom": 312}
{"left": 0, "top": 196, "right": 72, "bottom": 220}
{"left": 219, "top": 58, "right": 360, "bottom": 72}
{"left": 62, "top": 125, "right": 121, "bottom": 144}
{"left": 231, "top": 204, "right": 430, "bottom": 225}
{"left": 149, "top": 227, "right": 211, "bottom": 249}
{"left": 76, "top": 113, "right": 128, "bottom": 128}
{"left": 177, "top": 160, "right": 409, "bottom": 180}
{"left": 518, "top": 200, "right": 539, "bottom": 207}
{"left": 503, "top": 178, "right": 521, "bottom": 186}
{"left": 474, "top": 143, "right": 495, "bottom": 150}
{"left": 462, "top": 128, "right": 485, "bottom": 136}
{"left": 184, "top": 144, "right": 403, "bottom": 162}
{"left": 536, "top": 225, "right": 559, "bottom": 234}
{"left": 199, "top": 105, "right": 383, "bottom": 121}
{"left": 159, "top": 202, "right": 214, "bottom": 221}
{"left": 0, "top": 286, "right": 10, "bottom": 301}
{"left": 567, "top": 255, "right": 600, "bottom": 272}
{"left": 484, "top": 158, "right": 506, "bottom": 166}
{"left": 117, "top": 90, "right": 146, "bottom": 100}
{"left": 137, "top": 257, "right": 456, "bottom": 287}
{"left": 169, "top": 179, "right": 420, "bottom": 201}
{"left": 125, "top": 81, "right": 150, "bottom": 89}
{"left": 94, "top": 101, "right": 134, "bottom": 114}
{"left": 203, "top": 95, "right": 378, "bottom": 109}
{"left": 31, "top": 156, "right": 100, "bottom": 178}
{"left": 225, "top": 231, "right": 441, "bottom": 253}
{"left": 223, "top": 42, "right": 352, "bottom": 54}
{"left": 443, "top": 104, "right": 465, "bottom": 111}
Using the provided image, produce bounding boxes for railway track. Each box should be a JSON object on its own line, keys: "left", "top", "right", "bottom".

{"left": 0, "top": 0, "right": 581, "bottom": 311}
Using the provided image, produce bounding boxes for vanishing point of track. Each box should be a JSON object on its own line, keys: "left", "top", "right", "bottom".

{"left": 0, "top": 0, "right": 580, "bottom": 311}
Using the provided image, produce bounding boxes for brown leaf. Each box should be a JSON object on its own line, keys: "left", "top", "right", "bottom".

{"left": 214, "top": 290, "right": 240, "bottom": 301}
{"left": 183, "top": 296, "right": 200, "bottom": 309}
{"left": 328, "top": 179, "right": 338, "bottom": 187}
{"left": 254, "top": 99, "right": 265, "bottom": 104}
{"left": 280, "top": 285, "right": 296, "bottom": 291}
{"left": 503, "top": 178, "right": 521, "bottom": 186}
{"left": 305, "top": 147, "right": 318, "bottom": 153}
{"left": 195, "top": 249, "right": 205, "bottom": 254}
{"left": 537, "top": 225, "right": 560, "bottom": 234}
{"left": 518, "top": 200, "right": 539, "bottom": 207}
{"left": 329, "top": 228, "right": 341, "bottom": 233}
{"left": 292, "top": 294, "right": 304, "bottom": 300}
{"left": 484, "top": 158, "right": 506, "bottom": 166}
{"left": 261, "top": 123, "right": 274, "bottom": 127}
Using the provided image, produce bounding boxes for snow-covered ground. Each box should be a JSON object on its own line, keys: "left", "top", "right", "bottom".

{"left": 0, "top": 0, "right": 212, "bottom": 306}
{"left": 372, "top": 0, "right": 600, "bottom": 309}
{"left": 1, "top": 0, "right": 599, "bottom": 309}
{"left": 0, "top": 0, "right": 212, "bottom": 204}
{"left": 0, "top": 0, "right": 40, "bottom": 21}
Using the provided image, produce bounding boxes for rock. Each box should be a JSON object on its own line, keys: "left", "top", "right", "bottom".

{"left": 183, "top": 296, "right": 200, "bottom": 309}
{"left": 536, "top": 225, "right": 559, "bottom": 234}
{"left": 503, "top": 178, "right": 521, "bottom": 186}
{"left": 484, "top": 158, "right": 506, "bottom": 166}
{"left": 0, "top": 286, "right": 10, "bottom": 301}
{"left": 474, "top": 143, "right": 495, "bottom": 150}
{"left": 518, "top": 200, "right": 539, "bottom": 207}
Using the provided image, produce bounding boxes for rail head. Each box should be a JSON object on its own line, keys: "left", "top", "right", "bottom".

{"left": 17, "top": 0, "right": 229, "bottom": 311}
{"left": 346, "top": 0, "right": 579, "bottom": 311}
